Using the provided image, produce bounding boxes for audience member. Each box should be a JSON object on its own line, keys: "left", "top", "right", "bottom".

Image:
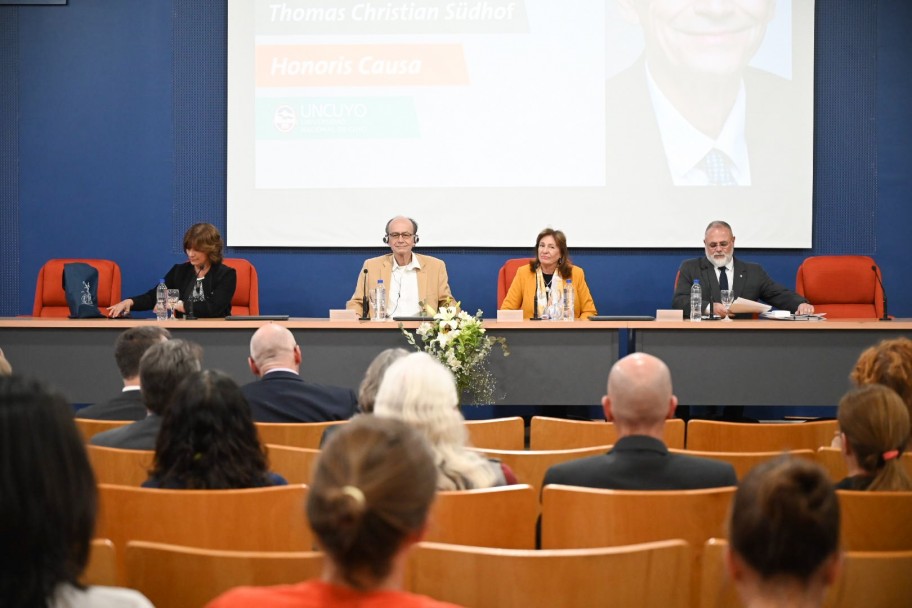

{"left": 76, "top": 326, "right": 171, "bottom": 420}
{"left": 543, "top": 352, "right": 737, "bottom": 490}
{"left": 144, "top": 370, "right": 286, "bottom": 489}
{"left": 673, "top": 220, "right": 813, "bottom": 319}
{"left": 850, "top": 336, "right": 912, "bottom": 445}
{"left": 0, "top": 375, "right": 153, "bottom": 607}
{"left": 90, "top": 339, "right": 203, "bottom": 450}
{"left": 727, "top": 457, "right": 841, "bottom": 608}
{"left": 501, "top": 227, "right": 598, "bottom": 319}
{"left": 207, "top": 416, "right": 463, "bottom": 608}
{"left": 107, "top": 222, "right": 237, "bottom": 318}
{"left": 242, "top": 323, "right": 357, "bottom": 422}
{"left": 346, "top": 216, "right": 454, "bottom": 318}
{"left": 357, "top": 347, "right": 408, "bottom": 414}
{"left": 374, "top": 352, "right": 517, "bottom": 489}
{"left": 835, "top": 384, "right": 911, "bottom": 491}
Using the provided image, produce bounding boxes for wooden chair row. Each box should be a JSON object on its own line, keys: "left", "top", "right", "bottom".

{"left": 76, "top": 416, "right": 527, "bottom": 451}
{"left": 93, "top": 537, "right": 912, "bottom": 608}
{"left": 77, "top": 414, "right": 840, "bottom": 455}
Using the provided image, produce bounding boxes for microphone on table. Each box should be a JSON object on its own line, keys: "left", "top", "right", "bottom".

{"left": 360, "top": 269, "right": 370, "bottom": 320}
{"left": 872, "top": 265, "right": 891, "bottom": 321}
{"left": 185, "top": 264, "right": 202, "bottom": 320}
{"left": 530, "top": 272, "right": 542, "bottom": 321}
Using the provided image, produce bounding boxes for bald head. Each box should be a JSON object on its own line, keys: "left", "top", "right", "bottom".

{"left": 603, "top": 353, "right": 677, "bottom": 437}
{"left": 248, "top": 323, "right": 300, "bottom": 377}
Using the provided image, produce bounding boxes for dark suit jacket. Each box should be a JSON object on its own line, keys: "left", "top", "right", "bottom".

{"left": 89, "top": 414, "right": 162, "bottom": 450}
{"left": 542, "top": 435, "right": 737, "bottom": 491}
{"left": 241, "top": 371, "right": 357, "bottom": 423}
{"left": 672, "top": 256, "right": 808, "bottom": 318}
{"left": 129, "top": 261, "right": 236, "bottom": 318}
{"left": 76, "top": 389, "right": 146, "bottom": 421}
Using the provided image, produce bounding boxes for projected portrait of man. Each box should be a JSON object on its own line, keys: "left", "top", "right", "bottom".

{"left": 605, "top": 0, "right": 804, "bottom": 190}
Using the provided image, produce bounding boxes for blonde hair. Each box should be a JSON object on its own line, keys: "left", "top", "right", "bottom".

{"left": 373, "top": 352, "right": 498, "bottom": 490}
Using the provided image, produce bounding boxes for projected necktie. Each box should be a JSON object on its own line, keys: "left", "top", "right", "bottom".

{"left": 702, "top": 149, "right": 736, "bottom": 186}
{"left": 719, "top": 267, "right": 729, "bottom": 290}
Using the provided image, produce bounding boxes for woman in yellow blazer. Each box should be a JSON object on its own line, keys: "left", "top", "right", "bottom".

{"left": 501, "top": 228, "right": 597, "bottom": 320}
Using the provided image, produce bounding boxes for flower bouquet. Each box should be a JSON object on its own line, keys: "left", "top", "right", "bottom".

{"left": 401, "top": 304, "right": 509, "bottom": 405}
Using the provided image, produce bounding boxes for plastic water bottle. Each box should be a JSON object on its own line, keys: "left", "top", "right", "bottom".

{"left": 154, "top": 279, "right": 168, "bottom": 321}
{"left": 690, "top": 279, "right": 702, "bottom": 322}
{"left": 373, "top": 279, "right": 387, "bottom": 321}
{"left": 563, "top": 279, "right": 575, "bottom": 321}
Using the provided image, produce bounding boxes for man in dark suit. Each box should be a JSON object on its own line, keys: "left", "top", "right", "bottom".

{"left": 76, "top": 326, "right": 170, "bottom": 420}
{"left": 672, "top": 220, "right": 814, "bottom": 319}
{"left": 90, "top": 339, "right": 202, "bottom": 450}
{"left": 241, "top": 324, "right": 357, "bottom": 423}
{"left": 542, "top": 352, "right": 736, "bottom": 490}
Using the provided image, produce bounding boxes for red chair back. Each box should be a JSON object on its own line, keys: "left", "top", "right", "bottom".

{"left": 497, "top": 258, "right": 533, "bottom": 308}
{"left": 33, "top": 259, "right": 122, "bottom": 317}
{"left": 222, "top": 258, "right": 259, "bottom": 316}
{"left": 795, "top": 255, "right": 884, "bottom": 319}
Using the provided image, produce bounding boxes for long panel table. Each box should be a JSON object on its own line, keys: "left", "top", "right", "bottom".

{"left": 0, "top": 318, "right": 621, "bottom": 406}
{"left": 631, "top": 320, "right": 912, "bottom": 407}
{"left": 2, "top": 318, "right": 910, "bottom": 409}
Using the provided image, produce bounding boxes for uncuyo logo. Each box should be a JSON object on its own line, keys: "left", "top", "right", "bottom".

{"left": 273, "top": 105, "right": 297, "bottom": 133}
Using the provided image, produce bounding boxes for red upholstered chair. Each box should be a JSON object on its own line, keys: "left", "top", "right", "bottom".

{"left": 497, "top": 258, "right": 533, "bottom": 308}
{"left": 222, "top": 258, "right": 259, "bottom": 316}
{"left": 33, "top": 259, "right": 122, "bottom": 317}
{"left": 795, "top": 255, "right": 885, "bottom": 319}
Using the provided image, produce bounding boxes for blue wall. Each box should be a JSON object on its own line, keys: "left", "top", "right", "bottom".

{"left": 2, "top": 1, "right": 910, "bottom": 320}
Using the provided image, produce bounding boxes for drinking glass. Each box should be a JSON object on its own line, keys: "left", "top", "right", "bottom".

{"left": 720, "top": 289, "right": 734, "bottom": 321}
{"left": 167, "top": 289, "right": 180, "bottom": 320}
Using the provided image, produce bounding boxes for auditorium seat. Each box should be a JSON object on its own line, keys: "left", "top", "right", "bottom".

{"left": 407, "top": 540, "right": 691, "bottom": 608}
{"left": 465, "top": 416, "right": 525, "bottom": 450}
{"left": 685, "top": 419, "right": 838, "bottom": 452}
{"left": 126, "top": 541, "right": 323, "bottom": 608}
{"left": 837, "top": 490, "right": 912, "bottom": 551}
{"left": 82, "top": 539, "right": 118, "bottom": 587}
{"left": 669, "top": 448, "right": 816, "bottom": 481}
{"left": 254, "top": 420, "right": 347, "bottom": 449}
{"left": 817, "top": 446, "right": 912, "bottom": 482}
{"left": 795, "top": 255, "right": 885, "bottom": 319}
{"left": 264, "top": 444, "right": 321, "bottom": 485}
{"left": 95, "top": 483, "right": 311, "bottom": 583}
{"left": 426, "top": 484, "right": 538, "bottom": 549}
{"left": 86, "top": 445, "right": 154, "bottom": 486}
{"left": 222, "top": 257, "right": 259, "bottom": 315}
{"left": 32, "top": 258, "right": 122, "bottom": 317}
{"left": 74, "top": 418, "right": 132, "bottom": 442}
{"left": 470, "top": 445, "right": 613, "bottom": 496}
{"left": 530, "top": 416, "right": 685, "bottom": 450}
{"left": 497, "top": 258, "right": 533, "bottom": 308}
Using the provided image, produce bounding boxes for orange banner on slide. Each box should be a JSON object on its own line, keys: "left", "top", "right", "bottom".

{"left": 256, "top": 44, "right": 469, "bottom": 86}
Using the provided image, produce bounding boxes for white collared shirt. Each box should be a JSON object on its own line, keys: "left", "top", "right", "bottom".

{"left": 389, "top": 255, "right": 422, "bottom": 317}
{"left": 645, "top": 64, "right": 752, "bottom": 186}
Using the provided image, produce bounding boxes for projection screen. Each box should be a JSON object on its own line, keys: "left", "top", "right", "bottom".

{"left": 228, "top": 0, "right": 814, "bottom": 248}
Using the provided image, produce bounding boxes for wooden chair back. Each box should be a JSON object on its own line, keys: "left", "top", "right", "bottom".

{"left": 407, "top": 540, "right": 691, "bottom": 608}
{"left": 530, "top": 416, "right": 685, "bottom": 450}
{"left": 542, "top": 484, "right": 735, "bottom": 607}
{"left": 465, "top": 416, "right": 525, "bottom": 450}
{"left": 426, "top": 484, "right": 538, "bottom": 549}
{"left": 816, "top": 446, "right": 912, "bottom": 482}
{"left": 685, "top": 419, "right": 838, "bottom": 452}
{"left": 670, "top": 448, "right": 816, "bottom": 481}
{"left": 81, "top": 539, "right": 118, "bottom": 587}
{"left": 825, "top": 548, "right": 912, "bottom": 607}
{"left": 701, "top": 538, "right": 912, "bottom": 608}
{"left": 255, "top": 420, "right": 347, "bottom": 449}
{"left": 86, "top": 445, "right": 154, "bottom": 486}
{"left": 96, "top": 483, "right": 311, "bottom": 583}
{"left": 265, "top": 444, "right": 321, "bottom": 485}
{"left": 471, "top": 445, "right": 612, "bottom": 496}
{"left": 125, "top": 541, "right": 323, "bottom": 608}
{"left": 837, "top": 490, "right": 912, "bottom": 551}
{"left": 75, "top": 418, "right": 132, "bottom": 442}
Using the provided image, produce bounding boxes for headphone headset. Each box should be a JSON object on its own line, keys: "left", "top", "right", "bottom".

{"left": 383, "top": 234, "right": 419, "bottom": 244}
